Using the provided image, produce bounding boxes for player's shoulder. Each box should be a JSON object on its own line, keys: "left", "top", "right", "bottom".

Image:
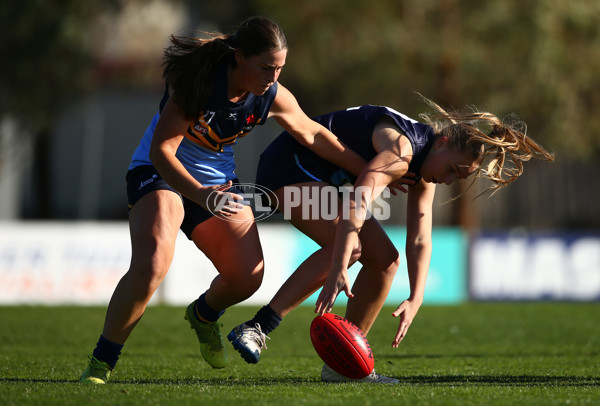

{"left": 268, "top": 82, "right": 299, "bottom": 118}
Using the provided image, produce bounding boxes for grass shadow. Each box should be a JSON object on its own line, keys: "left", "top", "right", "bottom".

{"left": 2, "top": 375, "right": 598, "bottom": 387}
{"left": 401, "top": 374, "right": 600, "bottom": 387}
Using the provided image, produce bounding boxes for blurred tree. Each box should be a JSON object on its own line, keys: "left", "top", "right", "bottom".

{"left": 250, "top": 0, "right": 600, "bottom": 159}
{"left": 458, "top": 0, "right": 600, "bottom": 160}
{"left": 3, "top": 0, "right": 597, "bottom": 223}
{"left": 0, "top": 0, "right": 119, "bottom": 217}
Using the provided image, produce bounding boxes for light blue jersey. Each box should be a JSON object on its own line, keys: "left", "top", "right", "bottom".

{"left": 128, "top": 63, "right": 278, "bottom": 186}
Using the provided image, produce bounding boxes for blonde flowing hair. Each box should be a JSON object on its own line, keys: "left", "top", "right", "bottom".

{"left": 418, "top": 94, "right": 555, "bottom": 195}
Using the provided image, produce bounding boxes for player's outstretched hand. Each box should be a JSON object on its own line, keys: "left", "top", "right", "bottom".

{"left": 315, "top": 268, "right": 354, "bottom": 316}
{"left": 391, "top": 298, "right": 422, "bottom": 347}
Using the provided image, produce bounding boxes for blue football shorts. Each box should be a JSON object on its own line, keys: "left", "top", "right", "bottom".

{"left": 126, "top": 165, "right": 242, "bottom": 239}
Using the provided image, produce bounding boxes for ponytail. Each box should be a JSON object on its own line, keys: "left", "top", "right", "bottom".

{"left": 162, "top": 17, "right": 287, "bottom": 121}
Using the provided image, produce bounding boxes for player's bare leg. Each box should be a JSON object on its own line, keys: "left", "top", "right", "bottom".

{"left": 103, "top": 189, "right": 184, "bottom": 344}
{"left": 81, "top": 190, "right": 183, "bottom": 384}
{"left": 186, "top": 205, "right": 264, "bottom": 368}
{"left": 343, "top": 217, "right": 400, "bottom": 335}
{"left": 272, "top": 183, "right": 399, "bottom": 334}
{"left": 191, "top": 205, "right": 264, "bottom": 310}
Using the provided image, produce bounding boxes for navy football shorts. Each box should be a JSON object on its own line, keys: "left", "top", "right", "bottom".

{"left": 126, "top": 165, "right": 242, "bottom": 240}
{"left": 256, "top": 151, "right": 354, "bottom": 192}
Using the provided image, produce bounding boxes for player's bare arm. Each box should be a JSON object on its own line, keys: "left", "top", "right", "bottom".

{"left": 315, "top": 145, "right": 413, "bottom": 315}
{"left": 268, "top": 84, "right": 368, "bottom": 176}
{"left": 150, "top": 97, "right": 244, "bottom": 214}
{"left": 392, "top": 179, "right": 435, "bottom": 347}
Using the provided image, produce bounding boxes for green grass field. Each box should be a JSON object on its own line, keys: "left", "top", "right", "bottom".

{"left": 0, "top": 303, "right": 598, "bottom": 405}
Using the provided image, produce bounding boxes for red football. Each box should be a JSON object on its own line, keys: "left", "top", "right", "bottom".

{"left": 310, "top": 313, "right": 374, "bottom": 379}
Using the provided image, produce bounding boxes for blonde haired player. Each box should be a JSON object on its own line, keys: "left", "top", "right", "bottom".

{"left": 229, "top": 97, "right": 554, "bottom": 383}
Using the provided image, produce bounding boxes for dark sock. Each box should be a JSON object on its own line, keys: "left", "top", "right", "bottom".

{"left": 92, "top": 335, "right": 123, "bottom": 369}
{"left": 194, "top": 292, "right": 225, "bottom": 323}
{"left": 248, "top": 305, "right": 282, "bottom": 335}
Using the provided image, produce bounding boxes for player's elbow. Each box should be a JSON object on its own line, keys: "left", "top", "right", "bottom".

{"left": 290, "top": 130, "right": 315, "bottom": 148}
{"left": 406, "top": 238, "right": 432, "bottom": 259}
{"left": 148, "top": 144, "right": 162, "bottom": 165}
{"left": 149, "top": 144, "right": 171, "bottom": 169}
{"left": 285, "top": 120, "right": 319, "bottom": 148}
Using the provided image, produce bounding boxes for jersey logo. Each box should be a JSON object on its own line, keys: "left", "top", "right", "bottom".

{"left": 246, "top": 114, "right": 257, "bottom": 124}
{"left": 185, "top": 111, "right": 262, "bottom": 152}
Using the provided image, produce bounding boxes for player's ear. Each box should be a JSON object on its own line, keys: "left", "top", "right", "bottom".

{"left": 234, "top": 50, "right": 245, "bottom": 65}
{"left": 435, "top": 136, "right": 448, "bottom": 150}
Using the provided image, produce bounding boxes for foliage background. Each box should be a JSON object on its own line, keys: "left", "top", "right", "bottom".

{"left": 252, "top": 0, "right": 600, "bottom": 159}
{"left": 1, "top": 0, "right": 598, "bottom": 225}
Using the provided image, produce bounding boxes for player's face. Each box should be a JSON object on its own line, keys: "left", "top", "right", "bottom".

{"left": 235, "top": 49, "right": 287, "bottom": 95}
{"left": 421, "top": 137, "right": 480, "bottom": 185}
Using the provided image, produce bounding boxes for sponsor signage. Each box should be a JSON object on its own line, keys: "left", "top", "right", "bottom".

{"left": 471, "top": 231, "right": 600, "bottom": 300}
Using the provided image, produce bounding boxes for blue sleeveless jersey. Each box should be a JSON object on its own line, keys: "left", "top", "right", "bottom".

{"left": 261, "top": 105, "right": 434, "bottom": 183}
{"left": 129, "top": 63, "right": 278, "bottom": 185}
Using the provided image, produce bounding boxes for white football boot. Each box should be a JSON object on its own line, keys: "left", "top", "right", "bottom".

{"left": 321, "top": 364, "right": 399, "bottom": 384}
{"left": 227, "top": 323, "right": 270, "bottom": 364}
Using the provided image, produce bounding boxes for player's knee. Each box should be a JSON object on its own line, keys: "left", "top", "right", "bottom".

{"left": 137, "top": 260, "right": 169, "bottom": 292}
{"left": 381, "top": 249, "right": 401, "bottom": 277}
{"left": 363, "top": 246, "right": 400, "bottom": 276}
{"left": 244, "top": 265, "right": 264, "bottom": 294}
{"left": 227, "top": 261, "right": 264, "bottom": 299}
{"left": 130, "top": 240, "right": 173, "bottom": 288}
{"left": 386, "top": 250, "right": 401, "bottom": 275}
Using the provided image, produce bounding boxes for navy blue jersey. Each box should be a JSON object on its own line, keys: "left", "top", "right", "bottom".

{"left": 258, "top": 105, "right": 434, "bottom": 189}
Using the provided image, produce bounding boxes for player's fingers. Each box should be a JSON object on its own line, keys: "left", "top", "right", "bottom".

{"left": 222, "top": 199, "right": 245, "bottom": 213}
{"left": 214, "top": 180, "right": 233, "bottom": 191}
{"left": 342, "top": 274, "right": 354, "bottom": 298}
{"left": 318, "top": 302, "right": 330, "bottom": 316}
{"left": 321, "top": 287, "right": 341, "bottom": 315}
{"left": 213, "top": 182, "right": 246, "bottom": 204}
{"left": 324, "top": 292, "right": 337, "bottom": 314}
{"left": 387, "top": 185, "right": 399, "bottom": 196}
{"left": 388, "top": 183, "right": 408, "bottom": 195}
{"left": 314, "top": 292, "right": 325, "bottom": 314}
{"left": 400, "top": 321, "right": 411, "bottom": 338}
{"left": 392, "top": 326, "right": 404, "bottom": 347}
{"left": 232, "top": 191, "right": 248, "bottom": 202}
{"left": 315, "top": 289, "right": 331, "bottom": 315}
{"left": 392, "top": 324, "right": 408, "bottom": 347}
{"left": 314, "top": 305, "right": 322, "bottom": 315}
{"left": 317, "top": 301, "right": 332, "bottom": 316}
{"left": 219, "top": 191, "right": 246, "bottom": 207}
{"left": 392, "top": 304, "right": 404, "bottom": 317}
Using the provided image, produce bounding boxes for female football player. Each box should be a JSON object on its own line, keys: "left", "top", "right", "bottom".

{"left": 79, "top": 16, "right": 368, "bottom": 384}
{"left": 228, "top": 97, "right": 554, "bottom": 383}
